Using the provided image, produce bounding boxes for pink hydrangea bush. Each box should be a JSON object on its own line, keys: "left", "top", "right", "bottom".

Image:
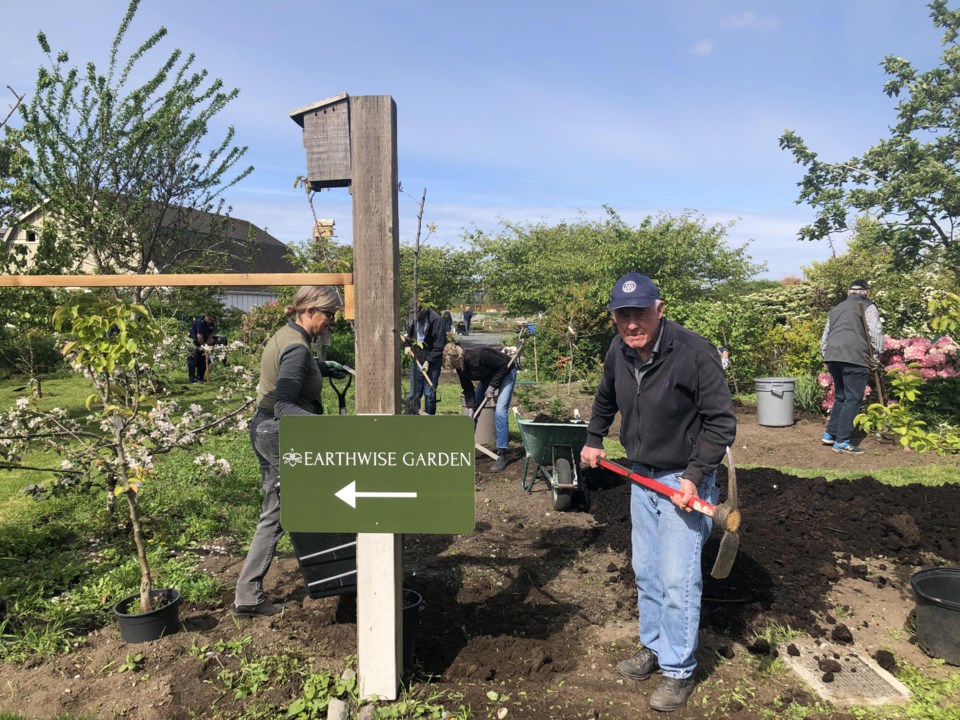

{"left": 882, "top": 336, "right": 958, "bottom": 381}
{"left": 819, "top": 335, "right": 958, "bottom": 411}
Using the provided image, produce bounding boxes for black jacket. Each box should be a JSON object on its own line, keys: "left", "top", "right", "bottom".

{"left": 585, "top": 319, "right": 736, "bottom": 485}
{"left": 456, "top": 345, "right": 511, "bottom": 402}
{"left": 190, "top": 317, "right": 215, "bottom": 347}
{"left": 405, "top": 309, "right": 446, "bottom": 366}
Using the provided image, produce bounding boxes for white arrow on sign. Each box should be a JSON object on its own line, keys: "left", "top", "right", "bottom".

{"left": 334, "top": 480, "right": 418, "bottom": 509}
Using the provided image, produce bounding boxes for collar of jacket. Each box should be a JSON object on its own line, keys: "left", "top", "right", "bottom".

{"left": 287, "top": 320, "right": 312, "bottom": 343}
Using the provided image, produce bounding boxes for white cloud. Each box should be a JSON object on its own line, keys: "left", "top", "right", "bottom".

{"left": 719, "top": 12, "right": 779, "bottom": 32}
{"left": 690, "top": 39, "right": 715, "bottom": 56}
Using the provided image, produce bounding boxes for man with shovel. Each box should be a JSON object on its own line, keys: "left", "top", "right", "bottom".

{"left": 580, "top": 272, "right": 736, "bottom": 712}
{"left": 442, "top": 342, "right": 518, "bottom": 473}
{"left": 403, "top": 306, "right": 446, "bottom": 415}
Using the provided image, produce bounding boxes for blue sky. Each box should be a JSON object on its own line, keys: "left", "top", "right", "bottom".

{"left": 0, "top": 1, "right": 946, "bottom": 279}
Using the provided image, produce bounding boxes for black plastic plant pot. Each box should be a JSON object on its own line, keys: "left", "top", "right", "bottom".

{"left": 911, "top": 567, "right": 960, "bottom": 665}
{"left": 113, "top": 588, "right": 181, "bottom": 643}
{"left": 402, "top": 588, "right": 423, "bottom": 669}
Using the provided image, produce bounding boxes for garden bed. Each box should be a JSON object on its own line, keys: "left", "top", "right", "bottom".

{"left": 0, "top": 404, "right": 958, "bottom": 719}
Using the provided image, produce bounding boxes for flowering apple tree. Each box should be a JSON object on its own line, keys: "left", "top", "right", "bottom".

{"left": 0, "top": 295, "right": 255, "bottom": 612}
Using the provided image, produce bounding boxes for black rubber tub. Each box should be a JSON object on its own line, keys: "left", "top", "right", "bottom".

{"left": 911, "top": 567, "right": 960, "bottom": 665}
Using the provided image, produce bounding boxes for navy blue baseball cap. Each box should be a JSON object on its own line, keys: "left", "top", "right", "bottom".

{"left": 609, "top": 272, "right": 660, "bottom": 311}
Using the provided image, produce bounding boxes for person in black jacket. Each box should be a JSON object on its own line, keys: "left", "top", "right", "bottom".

{"left": 187, "top": 314, "right": 215, "bottom": 383}
{"left": 580, "top": 272, "right": 736, "bottom": 712}
{"left": 443, "top": 342, "right": 517, "bottom": 472}
{"left": 403, "top": 307, "right": 445, "bottom": 415}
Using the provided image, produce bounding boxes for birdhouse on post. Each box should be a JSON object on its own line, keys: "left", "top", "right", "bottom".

{"left": 290, "top": 93, "right": 352, "bottom": 189}
{"left": 314, "top": 219, "right": 335, "bottom": 239}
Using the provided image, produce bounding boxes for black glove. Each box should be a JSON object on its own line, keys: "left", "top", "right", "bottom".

{"left": 318, "top": 360, "right": 349, "bottom": 379}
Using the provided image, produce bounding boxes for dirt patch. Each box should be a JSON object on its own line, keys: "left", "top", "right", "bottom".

{"left": 1, "top": 401, "right": 959, "bottom": 719}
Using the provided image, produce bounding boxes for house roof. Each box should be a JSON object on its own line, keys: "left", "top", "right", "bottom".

{"left": 4, "top": 202, "right": 301, "bottom": 290}
{"left": 154, "top": 208, "right": 298, "bottom": 289}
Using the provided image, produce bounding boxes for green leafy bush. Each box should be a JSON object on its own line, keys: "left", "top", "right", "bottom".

{"left": 324, "top": 319, "right": 356, "bottom": 367}
{"left": 239, "top": 300, "right": 286, "bottom": 349}
{"left": 910, "top": 376, "right": 960, "bottom": 427}
{"left": 793, "top": 373, "right": 824, "bottom": 415}
{"left": 0, "top": 328, "right": 64, "bottom": 378}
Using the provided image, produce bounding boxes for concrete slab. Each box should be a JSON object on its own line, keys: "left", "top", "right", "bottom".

{"left": 781, "top": 639, "right": 911, "bottom": 707}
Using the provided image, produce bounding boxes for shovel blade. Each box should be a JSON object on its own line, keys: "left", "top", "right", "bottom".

{"left": 710, "top": 531, "right": 739, "bottom": 580}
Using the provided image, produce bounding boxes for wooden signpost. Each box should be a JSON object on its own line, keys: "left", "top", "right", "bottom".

{"left": 291, "top": 94, "right": 404, "bottom": 699}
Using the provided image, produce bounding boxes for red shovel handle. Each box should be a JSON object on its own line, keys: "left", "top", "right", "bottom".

{"left": 598, "top": 459, "right": 718, "bottom": 518}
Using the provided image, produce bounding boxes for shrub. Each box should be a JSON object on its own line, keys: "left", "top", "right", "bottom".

{"left": 819, "top": 335, "right": 959, "bottom": 415}
{"left": 239, "top": 300, "right": 286, "bottom": 349}
{"left": 793, "top": 374, "right": 824, "bottom": 415}
{"left": 910, "top": 376, "right": 960, "bottom": 426}
{"left": 0, "top": 328, "right": 64, "bottom": 378}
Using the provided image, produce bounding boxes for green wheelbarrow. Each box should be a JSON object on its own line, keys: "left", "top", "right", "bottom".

{"left": 513, "top": 408, "right": 588, "bottom": 511}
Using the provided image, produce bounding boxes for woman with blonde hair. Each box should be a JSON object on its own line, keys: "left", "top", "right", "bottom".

{"left": 233, "top": 286, "right": 344, "bottom": 617}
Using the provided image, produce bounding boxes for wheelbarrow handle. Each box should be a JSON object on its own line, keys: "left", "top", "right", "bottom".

{"left": 598, "top": 459, "right": 718, "bottom": 518}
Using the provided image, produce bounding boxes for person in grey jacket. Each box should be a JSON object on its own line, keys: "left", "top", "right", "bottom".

{"left": 820, "top": 279, "right": 884, "bottom": 454}
{"left": 233, "top": 285, "right": 343, "bottom": 617}
{"left": 580, "top": 272, "right": 736, "bottom": 712}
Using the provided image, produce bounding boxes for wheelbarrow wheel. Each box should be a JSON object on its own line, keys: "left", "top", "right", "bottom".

{"left": 551, "top": 458, "right": 574, "bottom": 512}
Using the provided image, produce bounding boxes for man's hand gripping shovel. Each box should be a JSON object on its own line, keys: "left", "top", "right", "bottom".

{"left": 598, "top": 447, "right": 741, "bottom": 579}
{"left": 404, "top": 346, "right": 434, "bottom": 390}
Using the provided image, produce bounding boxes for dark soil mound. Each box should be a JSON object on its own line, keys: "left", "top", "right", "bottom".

{"left": 407, "top": 464, "right": 960, "bottom": 686}
{"left": 585, "top": 465, "right": 960, "bottom": 639}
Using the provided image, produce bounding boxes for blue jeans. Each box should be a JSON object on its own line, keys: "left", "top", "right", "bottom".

{"left": 408, "top": 358, "right": 442, "bottom": 415}
{"left": 406, "top": 362, "right": 419, "bottom": 411}
{"left": 825, "top": 362, "right": 869, "bottom": 444}
{"left": 630, "top": 464, "right": 717, "bottom": 679}
{"left": 474, "top": 367, "right": 518, "bottom": 449}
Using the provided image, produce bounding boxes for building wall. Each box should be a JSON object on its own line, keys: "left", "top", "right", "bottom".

{"left": 220, "top": 290, "right": 279, "bottom": 313}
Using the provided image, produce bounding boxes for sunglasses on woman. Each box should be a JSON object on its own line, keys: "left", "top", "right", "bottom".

{"left": 308, "top": 307, "right": 336, "bottom": 321}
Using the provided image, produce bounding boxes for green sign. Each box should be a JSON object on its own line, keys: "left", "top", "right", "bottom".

{"left": 279, "top": 415, "right": 476, "bottom": 534}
